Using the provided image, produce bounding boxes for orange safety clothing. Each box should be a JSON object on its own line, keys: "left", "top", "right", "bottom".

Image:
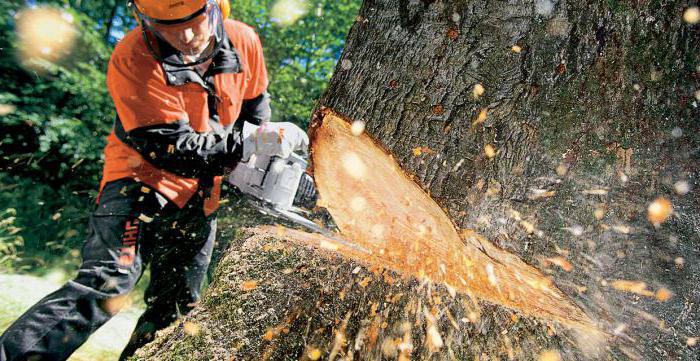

{"left": 101, "top": 19, "right": 268, "bottom": 215}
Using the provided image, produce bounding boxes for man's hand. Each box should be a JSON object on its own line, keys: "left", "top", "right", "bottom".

{"left": 241, "top": 121, "right": 309, "bottom": 160}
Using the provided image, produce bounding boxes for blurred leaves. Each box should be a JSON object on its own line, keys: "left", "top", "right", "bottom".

{"left": 0, "top": 174, "right": 91, "bottom": 272}
{"left": 1, "top": 1, "right": 113, "bottom": 187}
{"left": 235, "top": 0, "right": 361, "bottom": 126}
{"left": 0, "top": 208, "right": 24, "bottom": 272}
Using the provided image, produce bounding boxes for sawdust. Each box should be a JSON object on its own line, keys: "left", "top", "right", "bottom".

{"left": 307, "top": 110, "right": 601, "bottom": 335}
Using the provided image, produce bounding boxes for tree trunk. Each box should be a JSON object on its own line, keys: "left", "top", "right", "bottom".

{"left": 133, "top": 0, "right": 698, "bottom": 360}
{"left": 318, "top": 0, "right": 699, "bottom": 357}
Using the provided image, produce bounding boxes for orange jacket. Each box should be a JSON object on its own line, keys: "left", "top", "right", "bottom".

{"left": 100, "top": 19, "right": 268, "bottom": 215}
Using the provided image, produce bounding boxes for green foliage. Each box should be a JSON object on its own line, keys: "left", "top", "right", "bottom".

{"left": 0, "top": 173, "right": 91, "bottom": 272}
{"left": 233, "top": 0, "right": 361, "bottom": 126}
{"left": 0, "top": 2, "right": 114, "bottom": 187}
{"left": 0, "top": 208, "right": 24, "bottom": 272}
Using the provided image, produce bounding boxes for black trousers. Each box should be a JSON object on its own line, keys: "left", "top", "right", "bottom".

{"left": 0, "top": 179, "right": 217, "bottom": 361}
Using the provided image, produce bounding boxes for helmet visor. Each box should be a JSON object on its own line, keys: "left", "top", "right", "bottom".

{"left": 137, "top": 0, "right": 224, "bottom": 66}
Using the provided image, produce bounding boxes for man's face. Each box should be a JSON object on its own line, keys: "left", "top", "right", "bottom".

{"left": 150, "top": 12, "right": 213, "bottom": 57}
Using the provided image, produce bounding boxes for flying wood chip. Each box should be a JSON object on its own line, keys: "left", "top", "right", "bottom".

{"left": 309, "top": 110, "right": 598, "bottom": 332}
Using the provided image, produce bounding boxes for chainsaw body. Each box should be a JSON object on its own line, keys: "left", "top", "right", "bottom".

{"left": 227, "top": 152, "right": 319, "bottom": 230}
{"left": 227, "top": 152, "right": 371, "bottom": 255}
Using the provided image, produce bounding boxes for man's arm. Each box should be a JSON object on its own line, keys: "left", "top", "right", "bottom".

{"left": 238, "top": 91, "right": 271, "bottom": 125}
{"left": 114, "top": 117, "right": 242, "bottom": 178}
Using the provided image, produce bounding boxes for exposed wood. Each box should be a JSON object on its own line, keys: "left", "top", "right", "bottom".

{"left": 309, "top": 110, "right": 596, "bottom": 332}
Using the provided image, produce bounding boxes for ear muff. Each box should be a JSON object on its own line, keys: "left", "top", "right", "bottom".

{"left": 217, "top": 0, "right": 231, "bottom": 19}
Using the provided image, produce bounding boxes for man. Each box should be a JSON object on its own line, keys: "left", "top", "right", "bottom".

{"left": 0, "top": 0, "right": 308, "bottom": 360}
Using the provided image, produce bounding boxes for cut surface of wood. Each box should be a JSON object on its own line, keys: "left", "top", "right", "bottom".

{"left": 310, "top": 110, "right": 598, "bottom": 332}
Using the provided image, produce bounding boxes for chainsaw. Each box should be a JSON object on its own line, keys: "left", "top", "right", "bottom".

{"left": 226, "top": 151, "right": 371, "bottom": 254}
{"left": 227, "top": 151, "right": 326, "bottom": 233}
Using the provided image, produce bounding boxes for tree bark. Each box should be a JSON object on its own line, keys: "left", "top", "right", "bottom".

{"left": 318, "top": 0, "right": 698, "bottom": 357}
{"left": 134, "top": 0, "right": 698, "bottom": 360}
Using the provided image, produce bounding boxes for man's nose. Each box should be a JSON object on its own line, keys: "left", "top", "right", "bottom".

{"left": 178, "top": 28, "right": 195, "bottom": 43}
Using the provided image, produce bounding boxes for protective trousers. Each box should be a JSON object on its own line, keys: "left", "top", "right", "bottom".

{"left": 0, "top": 178, "right": 216, "bottom": 361}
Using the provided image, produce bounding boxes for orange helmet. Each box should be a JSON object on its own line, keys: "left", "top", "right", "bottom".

{"left": 131, "top": 0, "right": 230, "bottom": 22}
{"left": 128, "top": 0, "right": 232, "bottom": 67}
